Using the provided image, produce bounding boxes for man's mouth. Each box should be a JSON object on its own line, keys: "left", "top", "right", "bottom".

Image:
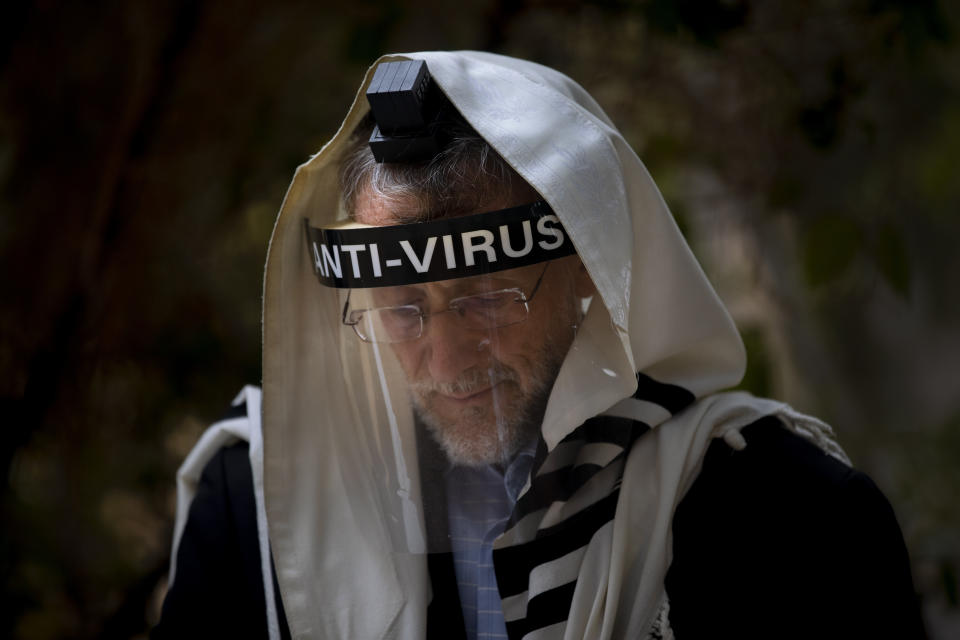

{"left": 439, "top": 383, "right": 500, "bottom": 403}
{"left": 411, "top": 365, "right": 520, "bottom": 404}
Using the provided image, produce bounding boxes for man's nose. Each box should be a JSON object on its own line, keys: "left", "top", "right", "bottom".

{"left": 423, "top": 310, "right": 488, "bottom": 383}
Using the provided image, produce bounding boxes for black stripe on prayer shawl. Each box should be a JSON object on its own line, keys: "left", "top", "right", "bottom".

{"left": 504, "top": 580, "right": 577, "bottom": 639}
{"left": 562, "top": 415, "right": 648, "bottom": 448}
{"left": 634, "top": 372, "right": 695, "bottom": 415}
{"left": 529, "top": 415, "right": 646, "bottom": 480}
{"left": 494, "top": 490, "right": 620, "bottom": 597}
{"left": 509, "top": 463, "right": 609, "bottom": 526}
{"left": 510, "top": 417, "right": 647, "bottom": 525}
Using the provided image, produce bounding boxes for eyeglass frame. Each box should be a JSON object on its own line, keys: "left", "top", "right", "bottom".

{"left": 342, "top": 262, "right": 551, "bottom": 343}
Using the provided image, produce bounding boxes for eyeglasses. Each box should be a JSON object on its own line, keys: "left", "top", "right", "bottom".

{"left": 342, "top": 263, "right": 550, "bottom": 344}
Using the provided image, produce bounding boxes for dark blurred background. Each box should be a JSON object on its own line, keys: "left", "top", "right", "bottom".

{"left": 2, "top": 1, "right": 958, "bottom": 638}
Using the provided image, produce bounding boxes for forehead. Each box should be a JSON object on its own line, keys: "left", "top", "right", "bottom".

{"left": 353, "top": 189, "right": 420, "bottom": 226}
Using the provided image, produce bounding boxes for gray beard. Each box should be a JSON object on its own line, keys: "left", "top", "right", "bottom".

{"left": 412, "top": 345, "right": 565, "bottom": 468}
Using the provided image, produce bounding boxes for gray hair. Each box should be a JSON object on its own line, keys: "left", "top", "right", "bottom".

{"left": 338, "top": 112, "right": 530, "bottom": 222}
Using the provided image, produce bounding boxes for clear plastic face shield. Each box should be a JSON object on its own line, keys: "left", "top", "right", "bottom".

{"left": 305, "top": 201, "right": 590, "bottom": 553}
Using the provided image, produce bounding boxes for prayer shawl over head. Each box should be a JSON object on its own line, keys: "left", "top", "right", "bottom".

{"left": 252, "top": 51, "right": 848, "bottom": 639}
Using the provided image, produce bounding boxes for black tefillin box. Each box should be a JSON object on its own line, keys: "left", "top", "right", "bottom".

{"left": 366, "top": 60, "right": 450, "bottom": 163}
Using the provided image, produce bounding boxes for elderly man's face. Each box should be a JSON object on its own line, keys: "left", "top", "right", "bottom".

{"left": 354, "top": 189, "right": 593, "bottom": 467}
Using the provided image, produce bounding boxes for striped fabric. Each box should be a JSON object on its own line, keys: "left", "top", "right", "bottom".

{"left": 491, "top": 373, "right": 694, "bottom": 640}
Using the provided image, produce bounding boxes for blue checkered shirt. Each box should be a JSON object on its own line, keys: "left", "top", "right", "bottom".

{"left": 446, "top": 444, "right": 537, "bottom": 640}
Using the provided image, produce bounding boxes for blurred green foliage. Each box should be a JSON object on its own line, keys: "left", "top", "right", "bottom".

{"left": 2, "top": 0, "right": 958, "bottom": 637}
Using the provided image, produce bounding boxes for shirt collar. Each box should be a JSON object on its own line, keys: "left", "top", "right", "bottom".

{"left": 444, "top": 435, "right": 540, "bottom": 503}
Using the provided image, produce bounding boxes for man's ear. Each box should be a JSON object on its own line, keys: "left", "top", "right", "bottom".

{"left": 572, "top": 258, "right": 596, "bottom": 298}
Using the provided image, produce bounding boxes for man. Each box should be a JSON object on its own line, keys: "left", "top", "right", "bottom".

{"left": 155, "top": 52, "right": 924, "bottom": 639}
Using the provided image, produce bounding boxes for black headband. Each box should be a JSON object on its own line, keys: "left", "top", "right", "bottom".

{"left": 305, "top": 201, "right": 576, "bottom": 288}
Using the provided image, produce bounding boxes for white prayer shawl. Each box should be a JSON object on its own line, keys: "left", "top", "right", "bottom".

{"left": 168, "top": 386, "right": 282, "bottom": 639}
{"left": 156, "top": 51, "right": 854, "bottom": 639}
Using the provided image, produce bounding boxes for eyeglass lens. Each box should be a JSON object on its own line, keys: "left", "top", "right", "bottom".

{"left": 351, "top": 288, "right": 529, "bottom": 343}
